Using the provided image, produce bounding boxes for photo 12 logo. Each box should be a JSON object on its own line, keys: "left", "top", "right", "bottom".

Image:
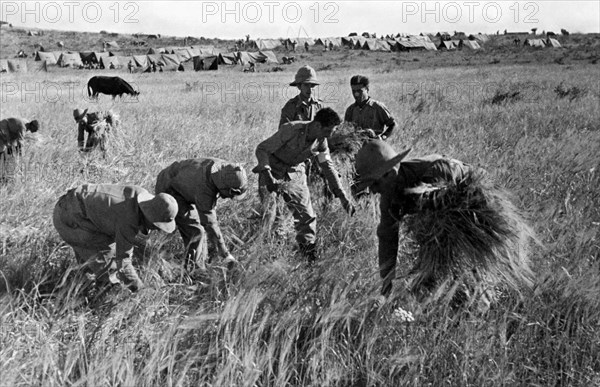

{"left": 0, "top": 1, "right": 140, "bottom": 24}
{"left": 200, "top": 1, "right": 339, "bottom": 24}
{"left": 400, "top": 1, "right": 539, "bottom": 24}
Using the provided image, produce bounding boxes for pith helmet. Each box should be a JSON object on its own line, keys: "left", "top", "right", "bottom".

{"left": 354, "top": 139, "right": 411, "bottom": 192}
{"left": 290, "top": 65, "right": 320, "bottom": 86}
{"left": 73, "top": 108, "right": 88, "bottom": 121}
{"left": 137, "top": 192, "right": 178, "bottom": 233}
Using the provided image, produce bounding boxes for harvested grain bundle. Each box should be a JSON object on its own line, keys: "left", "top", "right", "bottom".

{"left": 85, "top": 110, "right": 120, "bottom": 153}
{"left": 328, "top": 122, "right": 375, "bottom": 157}
{"left": 403, "top": 169, "right": 535, "bottom": 297}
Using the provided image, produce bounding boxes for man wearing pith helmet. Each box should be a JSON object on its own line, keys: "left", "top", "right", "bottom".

{"left": 344, "top": 75, "right": 396, "bottom": 140}
{"left": 354, "top": 140, "right": 471, "bottom": 297}
{"left": 155, "top": 158, "right": 248, "bottom": 271}
{"left": 53, "top": 184, "right": 179, "bottom": 292}
{"left": 280, "top": 65, "right": 323, "bottom": 126}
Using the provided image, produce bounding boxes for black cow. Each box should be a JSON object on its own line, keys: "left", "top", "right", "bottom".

{"left": 87, "top": 76, "right": 140, "bottom": 100}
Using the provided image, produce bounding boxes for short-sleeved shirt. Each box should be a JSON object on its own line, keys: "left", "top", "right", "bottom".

{"left": 71, "top": 184, "right": 149, "bottom": 261}
{"left": 344, "top": 98, "right": 395, "bottom": 136}
{"left": 279, "top": 95, "right": 323, "bottom": 127}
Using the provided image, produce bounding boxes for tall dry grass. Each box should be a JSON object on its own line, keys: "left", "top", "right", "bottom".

{"left": 1, "top": 61, "right": 599, "bottom": 386}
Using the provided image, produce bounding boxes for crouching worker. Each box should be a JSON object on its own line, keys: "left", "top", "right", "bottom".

{"left": 53, "top": 184, "right": 178, "bottom": 292}
{"left": 252, "top": 107, "right": 355, "bottom": 264}
{"left": 354, "top": 140, "right": 534, "bottom": 309}
{"left": 1, "top": 117, "right": 39, "bottom": 183}
{"left": 155, "top": 158, "right": 248, "bottom": 271}
{"left": 73, "top": 108, "right": 118, "bottom": 154}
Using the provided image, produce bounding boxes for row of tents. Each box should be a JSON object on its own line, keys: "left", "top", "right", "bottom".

{"left": 1, "top": 49, "right": 279, "bottom": 73}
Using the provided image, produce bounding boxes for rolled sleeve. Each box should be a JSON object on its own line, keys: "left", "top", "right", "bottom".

{"left": 317, "top": 144, "right": 346, "bottom": 199}
{"left": 254, "top": 127, "right": 293, "bottom": 173}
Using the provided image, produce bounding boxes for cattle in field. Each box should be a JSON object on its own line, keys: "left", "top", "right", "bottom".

{"left": 87, "top": 76, "right": 140, "bottom": 100}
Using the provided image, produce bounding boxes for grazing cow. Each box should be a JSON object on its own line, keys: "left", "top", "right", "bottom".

{"left": 87, "top": 76, "right": 140, "bottom": 100}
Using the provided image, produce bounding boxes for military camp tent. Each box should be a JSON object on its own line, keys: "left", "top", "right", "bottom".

{"left": 409, "top": 35, "right": 432, "bottom": 43}
{"left": 398, "top": 41, "right": 428, "bottom": 52}
{"left": 524, "top": 39, "right": 546, "bottom": 48}
{"left": 461, "top": 40, "right": 481, "bottom": 50}
{"left": 132, "top": 55, "right": 149, "bottom": 67}
{"left": 162, "top": 53, "right": 181, "bottom": 66}
{"left": 7, "top": 59, "right": 27, "bottom": 73}
{"left": 546, "top": 38, "right": 562, "bottom": 48}
{"left": 100, "top": 55, "right": 120, "bottom": 69}
{"left": 236, "top": 51, "right": 253, "bottom": 65}
{"left": 52, "top": 51, "right": 64, "bottom": 61}
{"left": 0, "top": 59, "right": 8, "bottom": 73}
{"left": 95, "top": 52, "right": 110, "bottom": 63}
{"left": 256, "top": 39, "right": 281, "bottom": 50}
{"left": 193, "top": 55, "right": 218, "bottom": 71}
{"left": 341, "top": 37, "right": 354, "bottom": 48}
{"left": 35, "top": 51, "right": 57, "bottom": 64}
{"left": 173, "top": 48, "right": 193, "bottom": 61}
{"left": 422, "top": 42, "right": 438, "bottom": 51}
{"left": 58, "top": 52, "right": 83, "bottom": 67}
{"left": 259, "top": 50, "right": 278, "bottom": 63}
{"left": 362, "top": 39, "right": 391, "bottom": 52}
{"left": 147, "top": 54, "right": 167, "bottom": 66}
{"left": 218, "top": 53, "right": 238, "bottom": 65}
{"left": 438, "top": 40, "right": 458, "bottom": 50}
{"left": 79, "top": 51, "right": 95, "bottom": 64}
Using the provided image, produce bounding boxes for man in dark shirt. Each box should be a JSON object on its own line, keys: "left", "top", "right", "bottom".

{"left": 252, "top": 108, "right": 355, "bottom": 263}
{"left": 344, "top": 75, "right": 396, "bottom": 140}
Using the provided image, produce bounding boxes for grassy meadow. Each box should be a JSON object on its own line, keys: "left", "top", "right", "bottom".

{"left": 1, "top": 53, "right": 599, "bottom": 386}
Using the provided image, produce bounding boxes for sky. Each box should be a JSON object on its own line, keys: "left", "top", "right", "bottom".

{"left": 1, "top": 1, "right": 598, "bottom": 40}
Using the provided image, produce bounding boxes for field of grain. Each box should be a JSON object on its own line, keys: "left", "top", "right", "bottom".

{"left": 1, "top": 54, "right": 599, "bottom": 386}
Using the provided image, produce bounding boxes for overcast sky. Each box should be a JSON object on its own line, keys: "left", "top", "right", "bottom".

{"left": 2, "top": 1, "right": 598, "bottom": 39}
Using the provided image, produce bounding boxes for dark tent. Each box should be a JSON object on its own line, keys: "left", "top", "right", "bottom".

{"left": 218, "top": 53, "right": 238, "bottom": 65}
{"left": 193, "top": 55, "right": 218, "bottom": 71}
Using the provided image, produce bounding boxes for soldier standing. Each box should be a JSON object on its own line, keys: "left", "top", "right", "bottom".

{"left": 344, "top": 75, "right": 396, "bottom": 140}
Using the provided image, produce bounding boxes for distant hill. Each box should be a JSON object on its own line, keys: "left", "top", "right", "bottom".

{"left": 1, "top": 24, "right": 598, "bottom": 68}
{"left": 0, "top": 25, "right": 237, "bottom": 58}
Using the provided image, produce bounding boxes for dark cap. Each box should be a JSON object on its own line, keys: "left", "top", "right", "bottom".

{"left": 350, "top": 75, "right": 369, "bottom": 88}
